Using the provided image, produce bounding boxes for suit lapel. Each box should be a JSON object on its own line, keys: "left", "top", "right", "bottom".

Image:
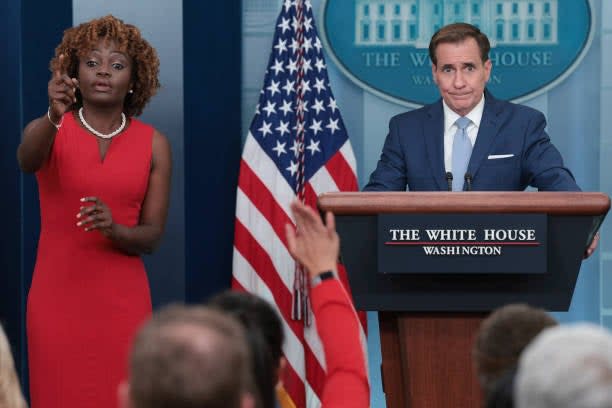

{"left": 424, "top": 101, "right": 447, "bottom": 190}
{"left": 468, "top": 92, "right": 503, "bottom": 179}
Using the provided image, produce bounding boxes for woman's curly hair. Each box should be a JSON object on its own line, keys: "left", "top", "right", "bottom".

{"left": 49, "top": 15, "right": 160, "bottom": 117}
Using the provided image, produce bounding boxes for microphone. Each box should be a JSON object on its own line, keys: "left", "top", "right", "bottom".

{"left": 464, "top": 173, "right": 473, "bottom": 191}
{"left": 445, "top": 172, "right": 453, "bottom": 191}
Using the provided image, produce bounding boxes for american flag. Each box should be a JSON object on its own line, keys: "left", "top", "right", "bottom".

{"left": 232, "top": 0, "right": 367, "bottom": 407}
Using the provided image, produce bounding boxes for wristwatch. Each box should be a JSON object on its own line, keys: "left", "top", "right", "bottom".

{"left": 310, "top": 270, "right": 336, "bottom": 287}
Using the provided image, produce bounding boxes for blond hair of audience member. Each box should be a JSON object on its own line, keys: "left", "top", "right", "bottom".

{"left": 0, "top": 324, "right": 27, "bottom": 408}
{"left": 516, "top": 323, "right": 612, "bottom": 408}
{"left": 118, "top": 305, "right": 257, "bottom": 408}
{"left": 473, "top": 303, "right": 557, "bottom": 395}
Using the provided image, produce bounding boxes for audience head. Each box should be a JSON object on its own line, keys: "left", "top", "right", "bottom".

{"left": 208, "top": 290, "right": 284, "bottom": 408}
{"left": 0, "top": 323, "right": 27, "bottom": 408}
{"left": 473, "top": 303, "right": 557, "bottom": 396}
{"left": 516, "top": 323, "right": 612, "bottom": 408}
{"left": 120, "top": 304, "right": 256, "bottom": 408}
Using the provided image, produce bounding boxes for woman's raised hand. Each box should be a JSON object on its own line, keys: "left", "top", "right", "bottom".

{"left": 48, "top": 54, "right": 79, "bottom": 123}
{"left": 285, "top": 201, "right": 339, "bottom": 279}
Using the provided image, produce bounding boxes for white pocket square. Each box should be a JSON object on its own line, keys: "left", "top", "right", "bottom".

{"left": 487, "top": 154, "right": 514, "bottom": 159}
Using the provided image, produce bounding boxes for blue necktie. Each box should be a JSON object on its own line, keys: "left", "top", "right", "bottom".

{"left": 451, "top": 116, "right": 472, "bottom": 191}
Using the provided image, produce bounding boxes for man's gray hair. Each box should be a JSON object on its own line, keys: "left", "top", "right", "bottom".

{"left": 515, "top": 323, "right": 612, "bottom": 408}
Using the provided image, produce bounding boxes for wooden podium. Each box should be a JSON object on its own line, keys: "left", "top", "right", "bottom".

{"left": 318, "top": 192, "right": 609, "bottom": 408}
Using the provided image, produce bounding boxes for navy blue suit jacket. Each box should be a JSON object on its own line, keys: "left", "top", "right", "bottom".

{"left": 364, "top": 91, "right": 580, "bottom": 192}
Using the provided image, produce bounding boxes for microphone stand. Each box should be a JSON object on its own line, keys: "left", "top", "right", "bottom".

{"left": 445, "top": 172, "right": 453, "bottom": 192}
{"left": 464, "top": 173, "right": 473, "bottom": 191}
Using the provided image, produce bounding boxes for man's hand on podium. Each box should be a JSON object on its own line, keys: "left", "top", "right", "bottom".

{"left": 584, "top": 232, "right": 600, "bottom": 259}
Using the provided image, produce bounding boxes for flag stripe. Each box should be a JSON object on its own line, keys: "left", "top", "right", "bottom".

{"left": 340, "top": 140, "right": 357, "bottom": 173}
{"left": 238, "top": 157, "right": 293, "bottom": 248}
{"left": 235, "top": 186, "right": 294, "bottom": 289}
{"left": 303, "top": 182, "right": 320, "bottom": 211}
{"left": 325, "top": 148, "right": 359, "bottom": 192}
{"left": 233, "top": 220, "right": 296, "bottom": 332}
{"left": 242, "top": 132, "right": 295, "bottom": 219}
{"left": 308, "top": 166, "right": 339, "bottom": 197}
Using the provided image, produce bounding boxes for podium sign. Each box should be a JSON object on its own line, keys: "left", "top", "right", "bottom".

{"left": 378, "top": 213, "right": 547, "bottom": 274}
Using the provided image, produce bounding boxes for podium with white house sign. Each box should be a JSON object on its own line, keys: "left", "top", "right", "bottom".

{"left": 318, "top": 191, "right": 609, "bottom": 408}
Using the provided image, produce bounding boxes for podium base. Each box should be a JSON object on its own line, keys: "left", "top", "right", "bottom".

{"left": 380, "top": 312, "right": 486, "bottom": 408}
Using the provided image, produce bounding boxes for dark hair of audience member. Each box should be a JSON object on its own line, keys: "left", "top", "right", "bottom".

{"left": 473, "top": 303, "right": 558, "bottom": 396}
{"left": 208, "top": 291, "right": 284, "bottom": 408}
{"left": 128, "top": 304, "right": 256, "bottom": 408}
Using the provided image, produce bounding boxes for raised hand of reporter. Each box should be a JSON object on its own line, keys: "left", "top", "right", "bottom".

{"left": 285, "top": 200, "right": 339, "bottom": 278}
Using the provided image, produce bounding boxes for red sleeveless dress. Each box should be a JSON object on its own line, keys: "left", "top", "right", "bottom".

{"left": 27, "top": 112, "right": 153, "bottom": 408}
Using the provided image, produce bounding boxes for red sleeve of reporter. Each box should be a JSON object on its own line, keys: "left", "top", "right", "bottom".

{"left": 310, "top": 279, "right": 370, "bottom": 408}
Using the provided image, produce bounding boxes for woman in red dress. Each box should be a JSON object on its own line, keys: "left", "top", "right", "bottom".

{"left": 17, "top": 15, "right": 171, "bottom": 408}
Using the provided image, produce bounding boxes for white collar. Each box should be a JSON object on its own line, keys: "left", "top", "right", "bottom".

{"left": 443, "top": 93, "right": 486, "bottom": 132}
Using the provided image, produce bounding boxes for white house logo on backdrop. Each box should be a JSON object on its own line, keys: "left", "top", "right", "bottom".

{"left": 319, "top": 0, "right": 593, "bottom": 107}
{"left": 354, "top": 0, "right": 558, "bottom": 47}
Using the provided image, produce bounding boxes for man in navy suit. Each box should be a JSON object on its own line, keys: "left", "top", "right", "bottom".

{"left": 364, "top": 23, "right": 580, "bottom": 193}
{"left": 364, "top": 22, "right": 598, "bottom": 256}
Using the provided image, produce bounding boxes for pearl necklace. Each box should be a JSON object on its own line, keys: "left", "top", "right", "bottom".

{"left": 78, "top": 107, "right": 126, "bottom": 139}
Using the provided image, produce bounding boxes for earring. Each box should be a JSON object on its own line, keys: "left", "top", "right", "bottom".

{"left": 128, "top": 89, "right": 134, "bottom": 94}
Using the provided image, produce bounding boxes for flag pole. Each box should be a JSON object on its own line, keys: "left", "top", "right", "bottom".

{"left": 291, "top": 0, "right": 310, "bottom": 324}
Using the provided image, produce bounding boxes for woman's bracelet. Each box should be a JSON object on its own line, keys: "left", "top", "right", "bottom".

{"left": 47, "top": 107, "right": 63, "bottom": 130}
